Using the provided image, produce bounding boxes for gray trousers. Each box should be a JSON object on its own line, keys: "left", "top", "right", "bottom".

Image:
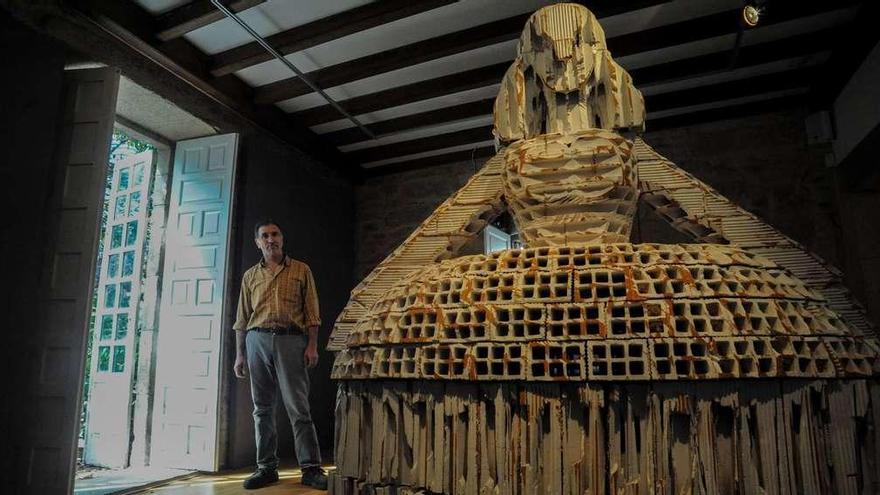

{"left": 246, "top": 331, "right": 321, "bottom": 470}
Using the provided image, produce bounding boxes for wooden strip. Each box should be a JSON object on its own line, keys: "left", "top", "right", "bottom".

{"left": 695, "top": 395, "right": 718, "bottom": 493}
{"left": 611, "top": 1, "right": 858, "bottom": 60}
{"left": 155, "top": 0, "right": 265, "bottom": 41}
{"left": 631, "top": 26, "right": 837, "bottom": 86}
{"left": 478, "top": 386, "right": 493, "bottom": 493}
{"left": 626, "top": 385, "right": 647, "bottom": 495}
{"left": 465, "top": 386, "right": 479, "bottom": 494}
{"left": 254, "top": 12, "right": 529, "bottom": 101}
{"left": 648, "top": 95, "right": 809, "bottom": 131}
{"left": 776, "top": 384, "right": 797, "bottom": 495}
{"left": 266, "top": 0, "right": 852, "bottom": 106}
{"left": 648, "top": 67, "right": 816, "bottom": 113}
{"left": 363, "top": 146, "right": 496, "bottom": 178}
{"left": 209, "top": 0, "right": 456, "bottom": 76}
{"left": 329, "top": 381, "right": 879, "bottom": 494}
{"left": 827, "top": 382, "right": 859, "bottom": 495}
{"left": 787, "top": 381, "right": 823, "bottom": 494}
{"left": 867, "top": 382, "right": 880, "bottom": 492}
{"left": 322, "top": 27, "right": 838, "bottom": 148}
{"left": 288, "top": 62, "right": 509, "bottom": 121}
{"left": 754, "top": 386, "right": 782, "bottom": 495}
{"left": 607, "top": 386, "right": 622, "bottom": 493}
{"left": 256, "top": 0, "right": 671, "bottom": 103}
{"left": 325, "top": 98, "right": 495, "bottom": 146}
{"left": 349, "top": 68, "right": 811, "bottom": 167}
{"left": 635, "top": 139, "right": 877, "bottom": 338}
{"left": 348, "top": 125, "right": 493, "bottom": 164}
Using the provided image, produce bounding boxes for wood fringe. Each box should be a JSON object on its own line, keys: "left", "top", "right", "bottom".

{"left": 330, "top": 380, "right": 879, "bottom": 494}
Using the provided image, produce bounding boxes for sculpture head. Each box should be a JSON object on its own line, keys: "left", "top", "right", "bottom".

{"left": 520, "top": 2, "right": 608, "bottom": 93}
{"left": 494, "top": 3, "right": 645, "bottom": 142}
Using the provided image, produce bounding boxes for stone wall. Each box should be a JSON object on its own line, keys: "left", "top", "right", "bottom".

{"left": 355, "top": 161, "right": 483, "bottom": 279}
{"left": 354, "top": 107, "right": 843, "bottom": 280}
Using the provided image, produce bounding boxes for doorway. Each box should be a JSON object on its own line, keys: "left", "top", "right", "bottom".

{"left": 73, "top": 71, "right": 239, "bottom": 493}
{"left": 80, "top": 130, "right": 155, "bottom": 469}
{"left": 75, "top": 127, "right": 190, "bottom": 494}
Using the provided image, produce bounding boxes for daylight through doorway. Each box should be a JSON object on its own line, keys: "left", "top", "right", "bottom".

{"left": 79, "top": 129, "right": 155, "bottom": 476}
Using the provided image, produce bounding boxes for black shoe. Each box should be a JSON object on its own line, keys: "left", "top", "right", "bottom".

{"left": 301, "top": 467, "right": 328, "bottom": 490}
{"left": 243, "top": 468, "right": 279, "bottom": 489}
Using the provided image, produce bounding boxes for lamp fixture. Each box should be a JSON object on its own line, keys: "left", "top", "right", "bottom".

{"left": 742, "top": 3, "right": 762, "bottom": 27}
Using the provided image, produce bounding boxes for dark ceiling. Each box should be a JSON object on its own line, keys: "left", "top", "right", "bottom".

{"left": 27, "top": 0, "right": 879, "bottom": 178}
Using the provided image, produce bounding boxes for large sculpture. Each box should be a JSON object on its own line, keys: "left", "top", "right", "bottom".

{"left": 328, "top": 4, "right": 880, "bottom": 494}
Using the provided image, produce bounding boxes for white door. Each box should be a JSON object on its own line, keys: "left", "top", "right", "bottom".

{"left": 84, "top": 150, "right": 155, "bottom": 467}
{"left": 22, "top": 67, "right": 118, "bottom": 493}
{"left": 150, "top": 134, "right": 238, "bottom": 470}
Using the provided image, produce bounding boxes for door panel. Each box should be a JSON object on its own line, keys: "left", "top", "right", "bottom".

{"left": 83, "top": 150, "right": 155, "bottom": 468}
{"left": 150, "top": 134, "right": 237, "bottom": 471}
{"left": 23, "top": 67, "right": 118, "bottom": 494}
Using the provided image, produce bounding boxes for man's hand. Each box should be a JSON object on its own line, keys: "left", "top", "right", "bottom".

{"left": 234, "top": 354, "right": 248, "bottom": 378}
{"left": 304, "top": 343, "right": 319, "bottom": 369}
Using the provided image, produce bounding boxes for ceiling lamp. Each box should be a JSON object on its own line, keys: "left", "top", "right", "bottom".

{"left": 742, "top": 3, "right": 762, "bottom": 27}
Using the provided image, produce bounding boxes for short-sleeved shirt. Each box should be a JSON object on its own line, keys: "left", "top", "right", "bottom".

{"left": 233, "top": 255, "right": 321, "bottom": 331}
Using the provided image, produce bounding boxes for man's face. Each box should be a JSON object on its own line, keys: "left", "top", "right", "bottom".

{"left": 255, "top": 224, "right": 284, "bottom": 259}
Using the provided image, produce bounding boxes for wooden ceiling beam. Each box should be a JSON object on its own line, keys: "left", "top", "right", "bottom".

{"left": 346, "top": 67, "right": 818, "bottom": 166}
{"left": 324, "top": 98, "right": 495, "bottom": 146}
{"left": 363, "top": 146, "right": 497, "bottom": 178}
{"left": 611, "top": 0, "right": 859, "bottom": 58}
{"left": 646, "top": 67, "right": 817, "bottom": 112}
{"left": 253, "top": 13, "right": 527, "bottom": 104}
{"left": 305, "top": 25, "right": 836, "bottom": 137}
{"left": 361, "top": 94, "right": 808, "bottom": 175}
{"left": 362, "top": 94, "right": 809, "bottom": 175}
{"left": 631, "top": 26, "right": 836, "bottom": 86}
{"left": 55, "top": 0, "right": 352, "bottom": 175}
{"left": 209, "top": 0, "right": 458, "bottom": 77}
{"left": 254, "top": 0, "right": 672, "bottom": 104}
{"left": 292, "top": 62, "right": 509, "bottom": 125}
{"left": 155, "top": 0, "right": 264, "bottom": 41}
{"left": 647, "top": 94, "right": 808, "bottom": 132}
{"left": 347, "top": 125, "right": 494, "bottom": 164}
{"left": 287, "top": 2, "right": 853, "bottom": 122}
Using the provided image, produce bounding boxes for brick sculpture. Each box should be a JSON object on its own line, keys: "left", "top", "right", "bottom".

{"left": 329, "top": 4, "right": 880, "bottom": 494}
{"left": 505, "top": 131, "right": 639, "bottom": 247}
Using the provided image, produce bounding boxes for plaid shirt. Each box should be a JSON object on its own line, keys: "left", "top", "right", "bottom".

{"left": 233, "top": 255, "right": 321, "bottom": 331}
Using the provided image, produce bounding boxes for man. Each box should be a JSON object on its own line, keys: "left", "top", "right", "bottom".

{"left": 233, "top": 219, "right": 327, "bottom": 490}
